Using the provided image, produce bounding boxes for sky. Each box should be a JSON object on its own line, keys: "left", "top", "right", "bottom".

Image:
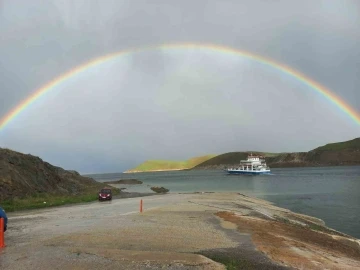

{"left": 0, "top": 0, "right": 359, "bottom": 173}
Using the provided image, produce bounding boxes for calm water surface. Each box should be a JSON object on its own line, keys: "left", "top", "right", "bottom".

{"left": 88, "top": 166, "right": 360, "bottom": 238}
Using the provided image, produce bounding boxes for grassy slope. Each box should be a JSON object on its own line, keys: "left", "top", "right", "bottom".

{"left": 0, "top": 147, "right": 119, "bottom": 212}
{"left": 312, "top": 137, "right": 360, "bottom": 151}
{"left": 1, "top": 184, "right": 119, "bottom": 212}
{"left": 126, "top": 154, "right": 216, "bottom": 172}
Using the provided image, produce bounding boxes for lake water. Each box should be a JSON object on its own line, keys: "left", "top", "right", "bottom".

{"left": 87, "top": 166, "right": 360, "bottom": 238}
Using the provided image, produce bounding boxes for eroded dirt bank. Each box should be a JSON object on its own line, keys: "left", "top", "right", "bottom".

{"left": 1, "top": 193, "right": 359, "bottom": 269}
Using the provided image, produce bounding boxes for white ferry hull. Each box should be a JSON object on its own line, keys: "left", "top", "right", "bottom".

{"left": 225, "top": 169, "right": 271, "bottom": 175}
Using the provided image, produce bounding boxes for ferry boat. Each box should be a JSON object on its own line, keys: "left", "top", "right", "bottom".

{"left": 225, "top": 153, "right": 271, "bottom": 175}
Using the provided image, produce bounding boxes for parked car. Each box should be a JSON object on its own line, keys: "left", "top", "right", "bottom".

{"left": 0, "top": 207, "right": 7, "bottom": 232}
{"left": 98, "top": 188, "right": 112, "bottom": 201}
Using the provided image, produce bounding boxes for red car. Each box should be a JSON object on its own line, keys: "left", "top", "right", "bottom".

{"left": 98, "top": 188, "right": 112, "bottom": 201}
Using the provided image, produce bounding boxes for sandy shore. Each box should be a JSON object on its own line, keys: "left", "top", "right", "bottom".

{"left": 1, "top": 192, "right": 360, "bottom": 269}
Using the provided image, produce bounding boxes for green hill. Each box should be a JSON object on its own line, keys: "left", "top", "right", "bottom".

{"left": 125, "top": 154, "right": 217, "bottom": 173}
{"left": 193, "top": 137, "right": 360, "bottom": 169}
{"left": 312, "top": 137, "right": 360, "bottom": 151}
{"left": 0, "top": 147, "right": 115, "bottom": 211}
{"left": 265, "top": 137, "right": 360, "bottom": 167}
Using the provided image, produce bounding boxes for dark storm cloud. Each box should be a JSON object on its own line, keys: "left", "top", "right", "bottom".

{"left": 0, "top": 0, "right": 359, "bottom": 173}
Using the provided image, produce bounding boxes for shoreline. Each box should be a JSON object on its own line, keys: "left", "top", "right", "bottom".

{"left": 123, "top": 168, "right": 187, "bottom": 173}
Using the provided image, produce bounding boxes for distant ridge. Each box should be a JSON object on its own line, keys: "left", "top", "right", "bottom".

{"left": 193, "top": 137, "right": 360, "bottom": 169}
{"left": 124, "top": 154, "right": 216, "bottom": 173}
{"left": 312, "top": 137, "right": 360, "bottom": 152}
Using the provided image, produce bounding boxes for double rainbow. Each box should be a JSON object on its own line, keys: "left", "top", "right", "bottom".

{"left": 1, "top": 43, "right": 359, "bottom": 130}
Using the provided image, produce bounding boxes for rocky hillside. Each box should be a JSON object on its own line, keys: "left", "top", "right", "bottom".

{"left": 0, "top": 148, "right": 103, "bottom": 201}
{"left": 193, "top": 138, "right": 360, "bottom": 169}
{"left": 268, "top": 138, "right": 360, "bottom": 167}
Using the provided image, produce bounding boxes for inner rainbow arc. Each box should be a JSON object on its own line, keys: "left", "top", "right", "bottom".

{"left": 0, "top": 43, "right": 359, "bottom": 131}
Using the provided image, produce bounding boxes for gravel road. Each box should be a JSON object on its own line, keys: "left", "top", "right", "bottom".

{"left": 4, "top": 194, "right": 188, "bottom": 245}
{"left": 2, "top": 192, "right": 356, "bottom": 269}
{"left": 1, "top": 194, "right": 229, "bottom": 269}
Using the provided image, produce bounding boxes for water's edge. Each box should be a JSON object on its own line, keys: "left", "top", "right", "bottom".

{"left": 88, "top": 166, "right": 360, "bottom": 238}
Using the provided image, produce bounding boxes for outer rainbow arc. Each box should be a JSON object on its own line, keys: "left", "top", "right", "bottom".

{"left": 0, "top": 43, "right": 359, "bottom": 130}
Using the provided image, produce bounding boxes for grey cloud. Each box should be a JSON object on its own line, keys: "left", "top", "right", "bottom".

{"left": 0, "top": 0, "right": 359, "bottom": 173}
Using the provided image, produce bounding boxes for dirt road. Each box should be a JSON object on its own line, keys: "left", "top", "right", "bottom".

{"left": 1, "top": 194, "right": 228, "bottom": 269}
{"left": 1, "top": 193, "right": 359, "bottom": 269}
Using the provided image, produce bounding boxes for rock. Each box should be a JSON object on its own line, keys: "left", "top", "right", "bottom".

{"left": 150, "top": 186, "right": 169, "bottom": 193}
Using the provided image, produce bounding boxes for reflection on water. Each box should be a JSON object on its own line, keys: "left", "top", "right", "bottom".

{"left": 87, "top": 166, "right": 360, "bottom": 238}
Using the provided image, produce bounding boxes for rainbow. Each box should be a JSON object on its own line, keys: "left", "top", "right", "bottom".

{"left": 1, "top": 43, "right": 359, "bottom": 130}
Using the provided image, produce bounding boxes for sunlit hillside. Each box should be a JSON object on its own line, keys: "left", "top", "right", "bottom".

{"left": 125, "top": 154, "right": 217, "bottom": 172}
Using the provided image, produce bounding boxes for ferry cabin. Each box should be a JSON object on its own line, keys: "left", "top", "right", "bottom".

{"left": 239, "top": 155, "right": 265, "bottom": 171}
{"left": 226, "top": 154, "right": 271, "bottom": 174}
